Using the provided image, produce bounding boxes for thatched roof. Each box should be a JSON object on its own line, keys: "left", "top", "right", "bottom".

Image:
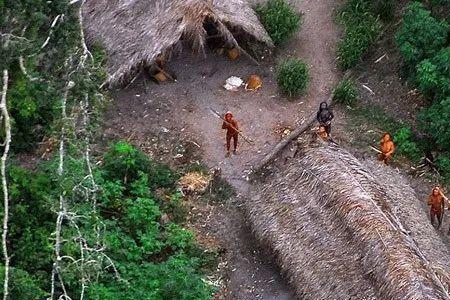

{"left": 248, "top": 141, "right": 450, "bottom": 299}
{"left": 83, "top": 0, "right": 273, "bottom": 86}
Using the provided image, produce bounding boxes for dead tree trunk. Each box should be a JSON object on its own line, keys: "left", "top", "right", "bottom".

{"left": 1, "top": 69, "right": 11, "bottom": 300}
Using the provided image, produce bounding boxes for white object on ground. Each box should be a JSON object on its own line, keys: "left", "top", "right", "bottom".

{"left": 224, "top": 76, "right": 243, "bottom": 91}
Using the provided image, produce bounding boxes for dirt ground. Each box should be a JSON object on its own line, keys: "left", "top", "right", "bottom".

{"left": 102, "top": 0, "right": 342, "bottom": 299}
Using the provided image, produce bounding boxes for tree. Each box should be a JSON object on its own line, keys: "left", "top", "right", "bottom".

{"left": 416, "top": 47, "right": 450, "bottom": 98}
{"left": 419, "top": 97, "right": 450, "bottom": 151}
{"left": 1, "top": 1, "right": 107, "bottom": 298}
{"left": 396, "top": 2, "right": 449, "bottom": 76}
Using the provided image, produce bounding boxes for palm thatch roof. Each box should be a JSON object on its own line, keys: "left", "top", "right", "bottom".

{"left": 83, "top": 0, "right": 273, "bottom": 86}
{"left": 248, "top": 141, "right": 450, "bottom": 299}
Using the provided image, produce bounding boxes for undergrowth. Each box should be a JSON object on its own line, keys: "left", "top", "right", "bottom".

{"left": 256, "top": 0, "right": 302, "bottom": 45}
{"left": 276, "top": 58, "right": 309, "bottom": 97}
{"left": 4, "top": 142, "right": 217, "bottom": 299}
{"left": 333, "top": 78, "right": 359, "bottom": 106}
{"left": 337, "top": 0, "right": 382, "bottom": 69}
{"left": 395, "top": 2, "right": 450, "bottom": 180}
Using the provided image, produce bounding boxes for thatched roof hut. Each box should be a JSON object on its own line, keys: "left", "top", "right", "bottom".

{"left": 249, "top": 142, "right": 450, "bottom": 299}
{"left": 83, "top": 0, "right": 273, "bottom": 86}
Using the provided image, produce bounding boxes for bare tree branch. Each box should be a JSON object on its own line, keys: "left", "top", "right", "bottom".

{"left": 77, "top": 0, "right": 92, "bottom": 67}
{"left": 19, "top": 56, "right": 39, "bottom": 82}
{"left": 80, "top": 94, "right": 98, "bottom": 209}
{"left": 50, "top": 78, "right": 74, "bottom": 300}
{"left": 40, "top": 14, "right": 63, "bottom": 50}
{"left": 47, "top": 2, "right": 114, "bottom": 297}
{"left": 1, "top": 69, "right": 11, "bottom": 300}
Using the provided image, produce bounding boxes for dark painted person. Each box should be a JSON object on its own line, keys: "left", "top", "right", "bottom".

{"left": 316, "top": 102, "right": 334, "bottom": 134}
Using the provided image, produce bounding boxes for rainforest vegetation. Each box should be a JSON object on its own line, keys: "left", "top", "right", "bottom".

{"left": 1, "top": 0, "right": 450, "bottom": 299}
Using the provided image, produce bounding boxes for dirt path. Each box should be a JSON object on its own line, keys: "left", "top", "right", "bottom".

{"left": 103, "top": 1, "right": 341, "bottom": 299}
{"left": 190, "top": 0, "right": 341, "bottom": 191}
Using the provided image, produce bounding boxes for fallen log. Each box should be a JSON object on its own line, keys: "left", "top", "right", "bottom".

{"left": 254, "top": 95, "right": 332, "bottom": 171}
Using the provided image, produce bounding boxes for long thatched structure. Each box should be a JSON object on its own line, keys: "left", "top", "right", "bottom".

{"left": 83, "top": 0, "right": 273, "bottom": 86}
{"left": 248, "top": 141, "right": 450, "bottom": 299}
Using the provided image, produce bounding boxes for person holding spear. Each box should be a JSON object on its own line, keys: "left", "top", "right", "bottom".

{"left": 427, "top": 186, "right": 449, "bottom": 229}
{"left": 222, "top": 111, "right": 239, "bottom": 157}
{"left": 210, "top": 108, "right": 254, "bottom": 158}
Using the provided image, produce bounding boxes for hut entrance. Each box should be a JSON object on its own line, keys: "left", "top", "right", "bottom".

{"left": 203, "top": 17, "right": 240, "bottom": 60}
{"left": 204, "top": 17, "right": 265, "bottom": 60}
{"left": 204, "top": 17, "right": 228, "bottom": 50}
{"left": 144, "top": 16, "right": 261, "bottom": 84}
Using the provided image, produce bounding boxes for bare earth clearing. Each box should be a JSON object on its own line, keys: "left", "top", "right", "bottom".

{"left": 103, "top": 0, "right": 341, "bottom": 299}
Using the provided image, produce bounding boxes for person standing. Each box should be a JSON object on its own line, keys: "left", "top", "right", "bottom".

{"left": 427, "top": 186, "right": 448, "bottom": 229}
{"left": 316, "top": 102, "right": 334, "bottom": 134}
{"left": 378, "top": 133, "right": 395, "bottom": 165}
{"left": 222, "top": 111, "right": 239, "bottom": 157}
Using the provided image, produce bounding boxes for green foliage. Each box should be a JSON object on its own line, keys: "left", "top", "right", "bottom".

{"left": 393, "top": 127, "right": 422, "bottom": 163}
{"left": 7, "top": 166, "right": 54, "bottom": 285}
{"left": 7, "top": 76, "right": 55, "bottom": 151}
{"left": 1, "top": 0, "right": 215, "bottom": 298}
{"left": 87, "top": 256, "right": 214, "bottom": 300}
{"left": 124, "top": 197, "right": 161, "bottom": 231}
{"left": 155, "top": 255, "right": 214, "bottom": 300}
{"left": 96, "top": 178, "right": 125, "bottom": 211}
{"left": 164, "top": 223, "right": 195, "bottom": 252}
{"left": 394, "top": 2, "right": 450, "bottom": 168}
{"left": 337, "top": 0, "right": 382, "bottom": 69}
{"left": 416, "top": 47, "right": 450, "bottom": 98}
{"left": 436, "top": 154, "right": 450, "bottom": 178}
{"left": 1, "top": 0, "right": 113, "bottom": 286}
{"left": 276, "top": 58, "right": 309, "bottom": 97}
{"left": 97, "top": 142, "right": 214, "bottom": 298}
{"left": 256, "top": 0, "right": 301, "bottom": 45}
{"left": 5, "top": 142, "right": 215, "bottom": 299}
{"left": 345, "top": 103, "right": 404, "bottom": 151}
{"left": 372, "top": 0, "right": 395, "bottom": 22}
{"left": 395, "top": 2, "right": 449, "bottom": 76}
{"left": 1, "top": 1, "right": 108, "bottom": 151}
{"left": 103, "top": 141, "right": 176, "bottom": 189}
{"left": 0, "top": 265, "right": 47, "bottom": 300}
{"left": 332, "top": 78, "right": 359, "bottom": 106}
{"left": 163, "top": 192, "right": 189, "bottom": 223}
{"left": 345, "top": 103, "right": 427, "bottom": 165}
{"left": 103, "top": 141, "right": 151, "bottom": 183}
{"left": 419, "top": 97, "right": 450, "bottom": 151}
{"left": 419, "top": 97, "right": 450, "bottom": 184}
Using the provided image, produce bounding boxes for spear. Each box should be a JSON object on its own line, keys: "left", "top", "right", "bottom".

{"left": 209, "top": 108, "right": 254, "bottom": 145}
{"left": 439, "top": 190, "right": 449, "bottom": 228}
{"left": 369, "top": 145, "right": 382, "bottom": 153}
